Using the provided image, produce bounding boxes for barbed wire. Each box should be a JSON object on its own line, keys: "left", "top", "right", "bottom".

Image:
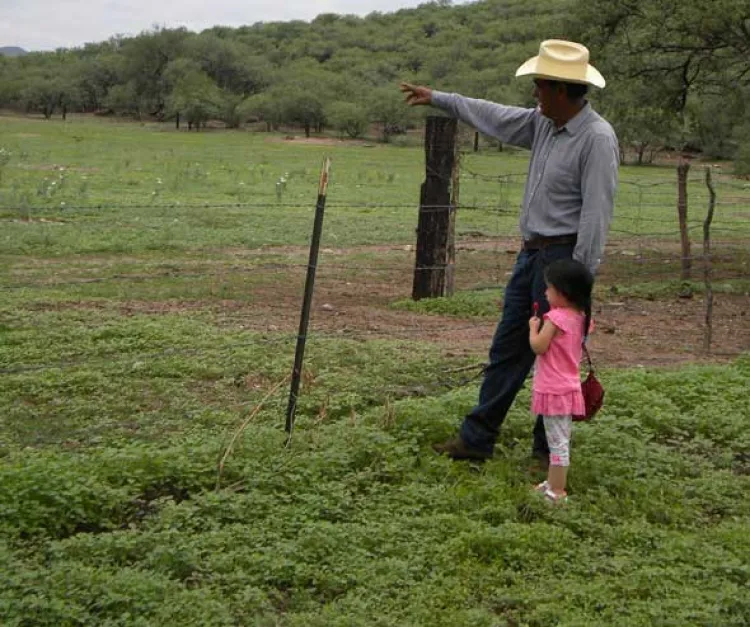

{"left": 458, "top": 158, "right": 750, "bottom": 189}
{"left": 1, "top": 204, "right": 747, "bottom": 228}
{"left": 0, "top": 224, "right": 745, "bottom": 283}
{"left": 2, "top": 158, "right": 748, "bottom": 384}
{"left": 1, "top": 249, "right": 746, "bottom": 293}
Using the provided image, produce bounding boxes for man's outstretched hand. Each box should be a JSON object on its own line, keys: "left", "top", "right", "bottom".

{"left": 400, "top": 83, "right": 433, "bottom": 106}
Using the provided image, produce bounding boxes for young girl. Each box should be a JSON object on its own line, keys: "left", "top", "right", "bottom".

{"left": 528, "top": 259, "right": 593, "bottom": 503}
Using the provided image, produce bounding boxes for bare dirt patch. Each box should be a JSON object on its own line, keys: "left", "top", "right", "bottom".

{"left": 18, "top": 239, "right": 749, "bottom": 369}
{"left": 97, "top": 276, "right": 748, "bottom": 368}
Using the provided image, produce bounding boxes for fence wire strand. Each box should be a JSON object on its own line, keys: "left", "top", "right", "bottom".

{"left": 2, "top": 160, "right": 749, "bottom": 380}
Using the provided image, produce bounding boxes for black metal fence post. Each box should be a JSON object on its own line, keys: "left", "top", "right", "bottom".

{"left": 285, "top": 157, "right": 331, "bottom": 436}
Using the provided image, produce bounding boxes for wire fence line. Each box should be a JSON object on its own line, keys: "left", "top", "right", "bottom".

{"left": 6, "top": 202, "right": 741, "bottom": 215}
{"left": 1, "top": 245, "right": 746, "bottom": 294}
{"left": 2, "top": 244, "right": 747, "bottom": 376}
{"left": 2, "top": 160, "right": 749, "bottom": 381}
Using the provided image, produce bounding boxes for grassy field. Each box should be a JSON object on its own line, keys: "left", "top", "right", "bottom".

{"left": 1, "top": 114, "right": 749, "bottom": 258}
{"left": 1, "top": 115, "right": 749, "bottom": 625}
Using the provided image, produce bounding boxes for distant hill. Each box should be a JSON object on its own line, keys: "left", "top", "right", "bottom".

{"left": 0, "top": 47, "right": 27, "bottom": 57}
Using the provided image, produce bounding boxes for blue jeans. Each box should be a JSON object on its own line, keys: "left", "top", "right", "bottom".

{"left": 459, "top": 243, "right": 576, "bottom": 455}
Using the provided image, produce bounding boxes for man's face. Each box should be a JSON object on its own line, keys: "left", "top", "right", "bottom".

{"left": 533, "top": 79, "right": 562, "bottom": 119}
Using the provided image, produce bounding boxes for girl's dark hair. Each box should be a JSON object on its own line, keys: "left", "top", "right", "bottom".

{"left": 544, "top": 259, "right": 594, "bottom": 340}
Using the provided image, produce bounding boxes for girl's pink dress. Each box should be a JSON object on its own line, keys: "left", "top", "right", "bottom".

{"left": 532, "top": 307, "right": 586, "bottom": 416}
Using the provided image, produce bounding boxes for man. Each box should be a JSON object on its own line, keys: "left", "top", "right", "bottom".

{"left": 401, "top": 40, "right": 619, "bottom": 464}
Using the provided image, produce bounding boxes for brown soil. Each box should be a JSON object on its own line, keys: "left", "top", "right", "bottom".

{"left": 108, "top": 265, "right": 748, "bottom": 370}
{"left": 23, "top": 238, "right": 749, "bottom": 369}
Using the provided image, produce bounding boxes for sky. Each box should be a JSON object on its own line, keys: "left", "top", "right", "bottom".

{"left": 1, "top": 0, "right": 466, "bottom": 51}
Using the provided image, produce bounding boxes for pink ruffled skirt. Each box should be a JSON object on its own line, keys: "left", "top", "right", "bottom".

{"left": 532, "top": 390, "right": 585, "bottom": 416}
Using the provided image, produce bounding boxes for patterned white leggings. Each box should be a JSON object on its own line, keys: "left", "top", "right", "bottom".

{"left": 543, "top": 415, "right": 573, "bottom": 467}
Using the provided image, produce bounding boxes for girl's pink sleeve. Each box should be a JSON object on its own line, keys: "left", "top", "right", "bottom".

{"left": 543, "top": 309, "right": 568, "bottom": 333}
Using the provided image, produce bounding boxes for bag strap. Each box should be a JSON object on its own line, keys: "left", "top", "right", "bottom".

{"left": 582, "top": 343, "right": 594, "bottom": 374}
{"left": 582, "top": 315, "right": 595, "bottom": 374}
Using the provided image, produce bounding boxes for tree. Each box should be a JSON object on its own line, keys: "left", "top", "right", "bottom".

{"left": 571, "top": 0, "right": 750, "bottom": 113}
{"left": 597, "top": 81, "right": 680, "bottom": 164}
{"left": 118, "top": 27, "right": 191, "bottom": 118}
{"left": 20, "top": 74, "right": 61, "bottom": 119}
{"left": 164, "top": 60, "right": 222, "bottom": 130}
{"left": 368, "top": 87, "right": 412, "bottom": 142}
{"left": 105, "top": 81, "right": 145, "bottom": 117}
{"left": 239, "top": 92, "right": 285, "bottom": 131}
{"left": 684, "top": 87, "right": 746, "bottom": 159}
{"left": 282, "top": 92, "right": 326, "bottom": 137}
{"left": 219, "top": 92, "right": 247, "bottom": 129}
{"left": 186, "top": 33, "right": 271, "bottom": 96}
{"left": 327, "top": 101, "right": 369, "bottom": 139}
{"left": 76, "top": 54, "right": 123, "bottom": 111}
{"left": 271, "top": 64, "right": 339, "bottom": 136}
{"left": 0, "top": 0, "right": 595, "bottom": 129}
{"left": 732, "top": 119, "right": 750, "bottom": 177}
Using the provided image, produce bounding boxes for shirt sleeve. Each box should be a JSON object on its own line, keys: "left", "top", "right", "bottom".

{"left": 430, "top": 91, "right": 538, "bottom": 149}
{"left": 574, "top": 132, "right": 620, "bottom": 275}
{"left": 543, "top": 309, "right": 569, "bottom": 333}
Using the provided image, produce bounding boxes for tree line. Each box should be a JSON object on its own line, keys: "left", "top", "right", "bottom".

{"left": 1, "top": 0, "right": 748, "bottom": 170}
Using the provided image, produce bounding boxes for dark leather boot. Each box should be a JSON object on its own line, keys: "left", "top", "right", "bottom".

{"left": 432, "top": 436, "right": 493, "bottom": 461}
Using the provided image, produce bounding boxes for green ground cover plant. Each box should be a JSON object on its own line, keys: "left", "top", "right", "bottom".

{"left": 1, "top": 116, "right": 749, "bottom": 625}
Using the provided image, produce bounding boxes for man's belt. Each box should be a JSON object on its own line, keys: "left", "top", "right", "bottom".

{"left": 522, "top": 234, "right": 577, "bottom": 251}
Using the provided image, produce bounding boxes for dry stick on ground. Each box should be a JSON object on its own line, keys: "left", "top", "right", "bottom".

{"left": 216, "top": 375, "right": 290, "bottom": 490}
{"left": 703, "top": 167, "right": 717, "bottom": 353}
{"left": 442, "top": 361, "right": 487, "bottom": 374}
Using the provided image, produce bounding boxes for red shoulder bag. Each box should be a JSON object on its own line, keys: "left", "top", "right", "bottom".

{"left": 573, "top": 344, "right": 604, "bottom": 422}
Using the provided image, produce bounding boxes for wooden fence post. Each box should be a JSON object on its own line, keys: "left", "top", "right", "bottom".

{"left": 677, "top": 158, "right": 692, "bottom": 280}
{"left": 412, "top": 116, "right": 459, "bottom": 300}
{"left": 703, "top": 167, "right": 716, "bottom": 353}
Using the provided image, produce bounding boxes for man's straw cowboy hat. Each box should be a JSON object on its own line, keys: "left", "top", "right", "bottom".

{"left": 515, "top": 40, "right": 606, "bottom": 88}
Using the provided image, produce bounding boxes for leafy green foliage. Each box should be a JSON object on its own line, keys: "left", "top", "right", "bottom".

{"left": 0, "top": 1, "right": 566, "bottom": 135}
{"left": 327, "top": 102, "right": 370, "bottom": 139}
{"left": 572, "top": 0, "right": 750, "bottom": 157}
{"left": 0, "top": 359, "right": 749, "bottom": 624}
{"left": 392, "top": 289, "right": 503, "bottom": 318}
{"left": 0, "top": 113, "right": 749, "bottom": 624}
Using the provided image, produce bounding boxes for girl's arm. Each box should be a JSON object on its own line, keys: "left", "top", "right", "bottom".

{"left": 529, "top": 318, "right": 558, "bottom": 355}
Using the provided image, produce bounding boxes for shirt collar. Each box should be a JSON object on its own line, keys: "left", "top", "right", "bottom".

{"left": 557, "top": 102, "right": 591, "bottom": 136}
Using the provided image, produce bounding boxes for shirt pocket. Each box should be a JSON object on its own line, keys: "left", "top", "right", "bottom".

{"left": 544, "top": 149, "right": 580, "bottom": 196}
